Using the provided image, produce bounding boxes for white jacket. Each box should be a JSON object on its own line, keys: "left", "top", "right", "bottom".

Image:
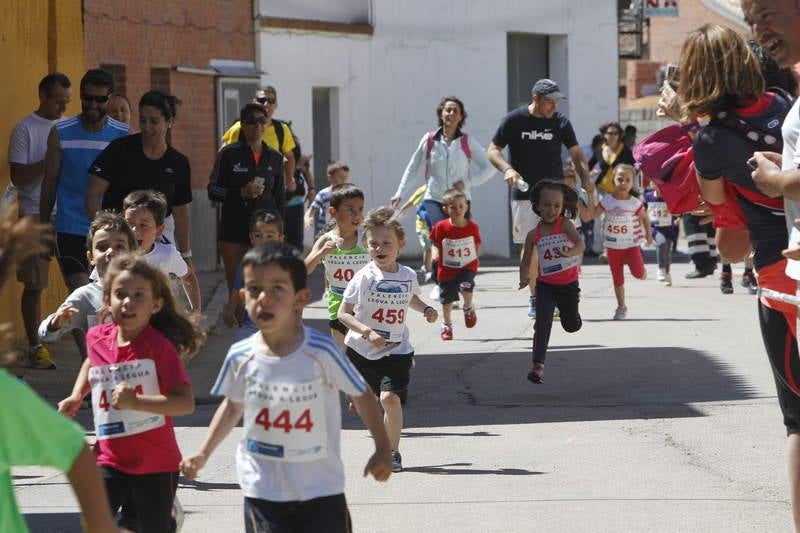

{"left": 394, "top": 128, "right": 496, "bottom": 203}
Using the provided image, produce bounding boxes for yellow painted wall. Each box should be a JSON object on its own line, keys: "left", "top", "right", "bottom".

{"left": 0, "top": 0, "right": 84, "bottom": 339}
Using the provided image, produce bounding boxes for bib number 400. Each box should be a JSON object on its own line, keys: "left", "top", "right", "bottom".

{"left": 97, "top": 385, "right": 143, "bottom": 411}
{"left": 370, "top": 308, "right": 405, "bottom": 324}
{"left": 254, "top": 408, "right": 314, "bottom": 433}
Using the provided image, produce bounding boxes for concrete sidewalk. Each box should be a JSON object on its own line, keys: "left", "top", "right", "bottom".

{"left": 15, "top": 257, "right": 794, "bottom": 532}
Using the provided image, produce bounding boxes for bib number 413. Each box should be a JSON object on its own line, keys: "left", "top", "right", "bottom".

{"left": 255, "top": 408, "right": 314, "bottom": 433}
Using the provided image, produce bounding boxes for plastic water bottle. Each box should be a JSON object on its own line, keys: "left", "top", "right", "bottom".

{"left": 515, "top": 178, "right": 529, "bottom": 193}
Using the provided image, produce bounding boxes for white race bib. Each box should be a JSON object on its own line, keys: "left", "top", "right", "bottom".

{"left": 89, "top": 359, "right": 165, "bottom": 440}
{"left": 243, "top": 377, "right": 327, "bottom": 463}
{"left": 647, "top": 201, "right": 672, "bottom": 227}
{"left": 324, "top": 253, "right": 370, "bottom": 295}
{"left": 442, "top": 236, "right": 477, "bottom": 268}
{"left": 604, "top": 215, "right": 637, "bottom": 247}
{"left": 360, "top": 280, "right": 412, "bottom": 343}
{"left": 536, "top": 233, "right": 580, "bottom": 276}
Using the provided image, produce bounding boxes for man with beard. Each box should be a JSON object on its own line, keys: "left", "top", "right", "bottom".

{"left": 741, "top": 1, "right": 800, "bottom": 530}
{"left": 40, "top": 69, "right": 128, "bottom": 293}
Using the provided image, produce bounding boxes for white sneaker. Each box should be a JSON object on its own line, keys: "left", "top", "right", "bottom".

{"left": 663, "top": 272, "right": 672, "bottom": 287}
{"left": 613, "top": 306, "right": 627, "bottom": 320}
{"left": 657, "top": 269, "right": 667, "bottom": 282}
{"left": 429, "top": 285, "right": 441, "bottom": 301}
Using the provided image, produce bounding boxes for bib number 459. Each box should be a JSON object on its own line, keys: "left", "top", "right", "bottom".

{"left": 255, "top": 408, "right": 314, "bottom": 433}
{"left": 370, "top": 308, "right": 405, "bottom": 324}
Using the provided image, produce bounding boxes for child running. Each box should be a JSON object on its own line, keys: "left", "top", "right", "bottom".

{"left": 40, "top": 212, "right": 136, "bottom": 348}
{"left": 181, "top": 243, "right": 391, "bottom": 532}
{"left": 59, "top": 254, "right": 204, "bottom": 533}
{"left": 590, "top": 164, "right": 653, "bottom": 319}
{"left": 223, "top": 210, "right": 285, "bottom": 341}
{"left": 305, "top": 184, "right": 369, "bottom": 349}
{"left": 123, "top": 190, "right": 201, "bottom": 311}
{"left": 429, "top": 188, "right": 481, "bottom": 340}
{"left": 644, "top": 185, "right": 678, "bottom": 287}
{"left": 519, "top": 180, "right": 585, "bottom": 384}
{"left": 304, "top": 160, "right": 350, "bottom": 236}
{"left": 338, "top": 206, "right": 439, "bottom": 472}
{"left": 400, "top": 184, "right": 433, "bottom": 282}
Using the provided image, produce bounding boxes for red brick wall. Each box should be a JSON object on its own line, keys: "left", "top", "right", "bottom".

{"left": 83, "top": 0, "right": 255, "bottom": 188}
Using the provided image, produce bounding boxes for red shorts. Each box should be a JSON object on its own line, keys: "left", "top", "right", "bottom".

{"left": 758, "top": 259, "right": 797, "bottom": 338}
{"left": 607, "top": 247, "right": 646, "bottom": 287}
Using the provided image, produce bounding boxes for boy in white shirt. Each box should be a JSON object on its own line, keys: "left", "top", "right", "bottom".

{"left": 123, "top": 190, "right": 201, "bottom": 311}
{"left": 181, "top": 242, "right": 391, "bottom": 532}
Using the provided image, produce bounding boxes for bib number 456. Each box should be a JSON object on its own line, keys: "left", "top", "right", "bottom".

{"left": 255, "top": 408, "right": 314, "bottom": 433}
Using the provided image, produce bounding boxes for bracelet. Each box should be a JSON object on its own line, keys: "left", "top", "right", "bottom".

{"left": 180, "top": 250, "right": 193, "bottom": 258}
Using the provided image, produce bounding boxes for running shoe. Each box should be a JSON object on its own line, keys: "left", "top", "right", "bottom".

{"left": 391, "top": 450, "right": 403, "bottom": 472}
{"left": 598, "top": 252, "right": 608, "bottom": 264}
{"left": 663, "top": 272, "right": 672, "bottom": 287}
{"left": 720, "top": 272, "right": 734, "bottom": 294}
{"left": 30, "top": 345, "right": 55, "bottom": 369}
{"left": 429, "top": 285, "right": 441, "bottom": 301}
{"left": 423, "top": 270, "right": 433, "bottom": 284}
{"left": 657, "top": 268, "right": 667, "bottom": 282}
{"left": 440, "top": 323, "right": 453, "bottom": 341}
{"left": 613, "top": 306, "right": 627, "bottom": 320}
{"left": 528, "top": 295, "right": 536, "bottom": 319}
{"left": 464, "top": 307, "right": 477, "bottom": 328}
{"left": 527, "top": 363, "right": 545, "bottom": 384}
{"left": 741, "top": 271, "right": 758, "bottom": 295}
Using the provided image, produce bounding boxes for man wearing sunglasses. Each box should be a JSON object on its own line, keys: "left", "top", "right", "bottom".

{"left": 40, "top": 69, "right": 129, "bottom": 299}
{"left": 221, "top": 86, "right": 297, "bottom": 193}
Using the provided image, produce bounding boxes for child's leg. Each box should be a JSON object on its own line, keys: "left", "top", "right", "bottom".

{"left": 128, "top": 471, "right": 179, "bottom": 533}
{"left": 461, "top": 290, "right": 474, "bottom": 310}
{"left": 244, "top": 497, "right": 293, "bottom": 533}
{"left": 379, "top": 354, "right": 413, "bottom": 451}
{"left": 442, "top": 302, "right": 454, "bottom": 324}
{"left": 380, "top": 391, "right": 403, "bottom": 451}
{"left": 607, "top": 249, "right": 626, "bottom": 307}
{"left": 299, "top": 494, "right": 351, "bottom": 533}
{"left": 532, "top": 282, "right": 557, "bottom": 365}
{"left": 554, "top": 282, "right": 582, "bottom": 333}
{"left": 331, "top": 329, "right": 346, "bottom": 351}
{"left": 656, "top": 240, "right": 671, "bottom": 272}
{"left": 627, "top": 247, "right": 647, "bottom": 280}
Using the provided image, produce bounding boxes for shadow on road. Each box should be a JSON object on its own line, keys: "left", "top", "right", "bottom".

{"left": 401, "top": 463, "right": 544, "bottom": 475}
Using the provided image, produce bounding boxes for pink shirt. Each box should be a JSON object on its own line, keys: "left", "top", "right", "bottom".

{"left": 533, "top": 217, "right": 580, "bottom": 285}
{"left": 86, "top": 322, "right": 190, "bottom": 474}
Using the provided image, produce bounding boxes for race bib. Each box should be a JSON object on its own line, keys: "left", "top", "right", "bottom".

{"left": 324, "top": 253, "right": 369, "bottom": 295}
{"left": 89, "top": 359, "right": 165, "bottom": 440}
{"left": 243, "top": 376, "right": 327, "bottom": 463}
{"left": 442, "top": 236, "right": 477, "bottom": 268}
{"left": 536, "top": 233, "right": 580, "bottom": 276}
{"left": 361, "top": 279, "right": 412, "bottom": 343}
{"left": 604, "top": 215, "right": 637, "bottom": 247}
{"left": 647, "top": 201, "right": 672, "bottom": 227}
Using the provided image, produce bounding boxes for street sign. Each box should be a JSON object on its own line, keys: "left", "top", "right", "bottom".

{"left": 644, "top": 0, "right": 678, "bottom": 17}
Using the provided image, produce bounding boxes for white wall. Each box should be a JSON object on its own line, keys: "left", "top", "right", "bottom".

{"left": 259, "top": 0, "right": 618, "bottom": 258}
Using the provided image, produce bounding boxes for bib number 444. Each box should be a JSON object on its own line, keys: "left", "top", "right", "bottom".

{"left": 254, "top": 408, "right": 314, "bottom": 433}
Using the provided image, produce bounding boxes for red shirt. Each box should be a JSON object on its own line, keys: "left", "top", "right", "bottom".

{"left": 86, "top": 322, "right": 190, "bottom": 474}
{"left": 430, "top": 219, "right": 482, "bottom": 282}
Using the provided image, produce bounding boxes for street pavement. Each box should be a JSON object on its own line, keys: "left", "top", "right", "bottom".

{"left": 12, "top": 257, "right": 795, "bottom": 532}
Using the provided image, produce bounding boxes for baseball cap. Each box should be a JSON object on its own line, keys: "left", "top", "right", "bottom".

{"left": 532, "top": 79, "right": 566, "bottom": 101}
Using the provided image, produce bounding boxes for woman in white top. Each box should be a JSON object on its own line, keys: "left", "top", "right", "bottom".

{"left": 390, "top": 96, "right": 496, "bottom": 229}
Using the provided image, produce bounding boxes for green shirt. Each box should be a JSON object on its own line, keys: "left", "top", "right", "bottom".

{"left": 0, "top": 369, "right": 86, "bottom": 533}
{"left": 322, "top": 235, "right": 370, "bottom": 320}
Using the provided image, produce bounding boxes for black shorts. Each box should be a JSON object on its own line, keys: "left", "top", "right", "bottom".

{"left": 244, "top": 494, "right": 351, "bottom": 533}
{"left": 345, "top": 347, "right": 413, "bottom": 404}
{"left": 220, "top": 206, "right": 254, "bottom": 244}
{"left": 438, "top": 269, "right": 476, "bottom": 305}
{"left": 329, "top": 318, "right": 348, "bottom": 336}
{"left": 56, "top": 232, "right": 89, "bottom": 277}
{"left": 101, "top": 466, "right": 178, "bottom": 533}
{"left": 775, "top": 375, "right": 800, "bottom": 435}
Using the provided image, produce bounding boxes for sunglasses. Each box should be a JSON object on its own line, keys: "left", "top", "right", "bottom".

{"left": 243, "top": 116, "right": 268, "bottom": 126}
{"left": 81, "top": 93, "right": 110, "bottom": 104}
{"left": 256, "top": 96, "right": 276, "bottom": 105}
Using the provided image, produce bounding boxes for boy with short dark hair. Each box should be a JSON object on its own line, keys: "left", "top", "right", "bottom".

{"left": 182, "top": 242, "right": 392, "bottom": 533}
{"left": 304, "top": 161, "right": 350, "bottom": 235}
{"left": 122, "top": 189, "right": 201, "bottom": 311}
{"left": 430, "top": 188, "right": 482, "bottom": 340}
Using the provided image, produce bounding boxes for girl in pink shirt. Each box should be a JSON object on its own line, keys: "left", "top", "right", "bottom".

{"left": 519, "top": 180, "right": 585, "bottom": 384}
{"left": 61, "top": 254, "right": 204, "bottom": 532}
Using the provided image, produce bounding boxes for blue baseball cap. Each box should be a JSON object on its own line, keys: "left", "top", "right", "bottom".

{"left": 532, "top": 79, "right": 566, "bottom": 101}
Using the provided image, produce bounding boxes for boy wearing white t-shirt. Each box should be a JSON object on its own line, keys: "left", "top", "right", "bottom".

{"left": 181, "top": 243, "right": 391, "bottom": 532}
{"left": 122, "top": 190, "right": 201, "bottom": 311}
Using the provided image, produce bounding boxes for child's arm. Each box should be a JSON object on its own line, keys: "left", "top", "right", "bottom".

{"left": 181, "top": 269, "right": 202, "bottom": 312}
{"left": 337, "top": 301, "right": 386, "bottom": 349}
{"left": 304, "top": 234, "right": 337, "bottom": 273}
{"left": 58, "top": 358, "right": 92, "bottom": 418}
{"left": 519, "top": 230, "right": 535, "bottom": 289}
{"left": 351, "top": 390, "right": 392, "bottom": 481}
{"left": 399, "top": 197, "right": 416, "bottom": 214}
{"left": 223, "top": 288, "right": 242, "bottom": 329}
{"left": 304, "top": 205, "right": 318, "bottom": 231}
{"left": 67, "top": 443, "right": 118, "bottom": 532}
{"left": 638, "top": 209, "right": 654, "bottom": 245}
{"left": 558, "top": 220, "right": 586, "bottom": 258}
{"left": 579, "top": 190, "right": 595, "bottom": 223}
{"left": 409, "top": 294, "right": 439, "bottom": 323}
{"left": 585, "top": 197, "right": 603, "bottom": 220}
{"left": 112, "top": 380, "right": 195, "bottom": 416}
{"left": 181, "top": 397, "right": 244, "bottom": 480}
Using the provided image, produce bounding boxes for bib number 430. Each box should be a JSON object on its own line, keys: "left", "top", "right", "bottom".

{"left": 255, "top": 408, "right": 314, "bottom": 433}
{"left": 370, "top": 308, "right": 406, "bottom": 324}
{"left": 97, "top": 384, "right": 143, "bottom": 411}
